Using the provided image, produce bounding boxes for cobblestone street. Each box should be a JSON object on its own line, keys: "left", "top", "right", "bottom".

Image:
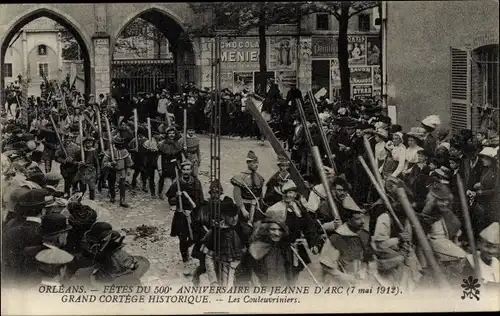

{"left": 89, "top": 135, "right": 290, "bottom": 286}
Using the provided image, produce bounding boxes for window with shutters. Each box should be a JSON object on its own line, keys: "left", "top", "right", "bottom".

{"left": 473, "top": 44, "right": 499, "bottom": 132}
{"left": 450, "top": 47, "right": 471, "bottom": 133}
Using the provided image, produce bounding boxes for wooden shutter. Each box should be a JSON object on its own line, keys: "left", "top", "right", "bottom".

{"left": 450, "top": 47, "right": 471, "bottom": 133}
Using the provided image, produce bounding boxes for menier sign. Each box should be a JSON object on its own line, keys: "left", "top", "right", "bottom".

{"left": 220, "top": 37, "right": 260, "bottom": 71}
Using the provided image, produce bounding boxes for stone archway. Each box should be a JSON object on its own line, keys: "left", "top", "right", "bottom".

{"left": 111, "top": 6, "right": 197, "bottom": 94}
{"left": 0, "top": 7, "right": 92, "bottom": 103}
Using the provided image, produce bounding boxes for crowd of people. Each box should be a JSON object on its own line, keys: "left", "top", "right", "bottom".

{"left": 1, "top": 75, "right": 499, "bottom": 294}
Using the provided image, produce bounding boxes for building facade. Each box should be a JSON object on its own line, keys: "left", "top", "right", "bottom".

{"left": 385, "top": 0, "right": 499, "bottom": 132}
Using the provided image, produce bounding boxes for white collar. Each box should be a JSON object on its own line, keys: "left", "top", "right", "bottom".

{"left": 26, "top": 216, "right": 42, "bottom": 224}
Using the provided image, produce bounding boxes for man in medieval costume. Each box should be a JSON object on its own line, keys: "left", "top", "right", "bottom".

{"left": 230, "top": 150, "right": 266, "bottom": 244}
{"left": 158, "top": 126, "right": 183, "bottom": 199}
{"left": 74, "top": 136, "right": 100, "bottom": 200}
{"left": 55, "top": 132, "right": 81, "bottom": 198}
{"left": 166, "top": 160, "right": 204, "bottom": 275}
{"left": 179, "top": 124, "right": 201, "bottom": 177}
{"left": 128, "top": 125, "right": 148, "bottom": 191}
{"left": 103, "top": 136, "right": 133, "bottom": 207}
{"left": 263, "top": 155, "right": 291, "bottom": 208}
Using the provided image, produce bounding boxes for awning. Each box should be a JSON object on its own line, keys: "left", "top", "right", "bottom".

{"left": 111, "top": 59, "right": 174, "bottom": 65}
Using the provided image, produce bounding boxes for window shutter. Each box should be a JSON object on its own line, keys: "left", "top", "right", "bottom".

{"left": 450, "top": 47, "right": 471, "bottom": 133}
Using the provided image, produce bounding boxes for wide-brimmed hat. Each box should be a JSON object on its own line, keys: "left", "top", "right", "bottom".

{"left": 342, "top": 195, "right": 364, "bottom": 213}
{"left": 374, "top": 128, "right": 389, "bottom": 140}
{"left": 430, "top": 238, "right": 467, "bottom": 261}
{"left": 41, "top": 213, "right": 73, "bottom": 236}
{"left": 143, "top": 139, "right": 158, "bottom": 151}
{"left": 406, "top": 127, "right": 426, "bottom": 140}
{"left": 429, "top": 182, "right": 452, "bottom": 200}
{"left": 94, "top": 249, "right": 150, "bottom": 284}
{"left": 421, "top": 115, "right": 441, "bottom": 130}
{"left": 69, "top": 204, "right": 98, "bottom": 227}
{"left": 164, "top": 126, "right": 176, "bottom": 135}
{"left": 84, "top": 222, "right": 113, "bottom": 244}
{"left": 478, "top": 146, "right": 498, "bottom": 159}
{"left": 113, "top": 136, "right": 124, "bottom": 145}
{"left": 480, "top": 222, "right": 499, "bottom": 245}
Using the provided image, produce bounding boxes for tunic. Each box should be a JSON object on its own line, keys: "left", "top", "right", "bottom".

{"left": 102, "top": 148, "right": 133, "bottom": 179}
{"left": 158, "top": 139, "right": 183, "bottom": 178}
{"left": 166, "top": 175, "right": 204, "bottom": 239}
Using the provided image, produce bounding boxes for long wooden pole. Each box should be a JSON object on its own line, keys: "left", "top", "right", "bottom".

{"left": 95, "top": 107, "right": 105, "bottom": 152}
{"left": 358, "top": 156, "right": 403, "bottom": 230}
{"left": 147, "top": 117, "right": 152, "bottom": 142}
{"left": 78, "top": 115, "right": 85, "bottom": 162}
{"left": 307, "top": 91, "right": 337, "bottom": 174}
{"left": 104, "top": 116, "right": 115, "bottom": 162}
{"left": 133, "top": 109, "right": 138, "bottom": 151}
{"left": 363, "top": 135, "right": 384, "bottom": 190}
{"left": 396, "top": 188, "right": 448, "bottom": 288}
{"left": 456, "top": 174, "right": 481, "bottom": 279}
{"left": 49, "top": 114, "right": 67, "bottom": 158}
{"left": 245, "top": 95, "right": 309, "bottom": 197}
{"left": 312, "top": 146, "right": 340, "bottom": 220}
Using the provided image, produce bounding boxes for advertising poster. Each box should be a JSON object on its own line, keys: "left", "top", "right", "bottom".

{"left": 233, "top": 72, "right": 254, "bottom": 94}
{"left": 220, "top": 37, "right": 260, "bottom": 71}
{"left": 367, "top": 36, "right": 381, "bottom": 65}
{"left": 275, "top": 71, "right": 297, "bottom": 97}
{"left": 350, "top": 66, "right": 372, "bottom": 84}
{"left": 220, "top": 71, "right": 234, "bottom": 91}
{"left": 348, "top": 35, "right": 366, "bottom": 65}
{"left": 254, "top": 71, "right": 275, "bottom": 96}
{"left": 269, "top": 36, "right": 297, "bottom": 71}
{"left": 312, "top": 60, "right": 330, "bottom": 99}
{"left": 330, "top": 59, "right": 341, "bottom": 88}
{"left": 352, "top": 84, "right": 373, "bottom": 97}
{"left": 312, "top": 36, "right": 337, "bottom": 59}
{"left": 373, "top": 66, "right": 381, "bottom": 88}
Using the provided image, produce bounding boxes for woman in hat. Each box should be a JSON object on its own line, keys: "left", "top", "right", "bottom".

{"left": 90, "top": 230, "right": 150, "bottom": 286}
{"left": 158, "top": 126, "right": 183, "bottom": 199}
{"left": 64, "top": 203, "right": 98, "bottom": 255}
{"left": 74, "top": 137, "right": 100, "bottom": 200}
{"left": 200, "top": 197, "right": 246, "bottom": 286}
{"left": 263, "top": 155, "right": 292, "bottom": 207}
{"left": 420, "top": 115, "right": 440, "bottom": 154}
{"left": 403, "top": 127, "right": 425, "bottom": 175}
{"left": 373, "top": 128, "right": 389, "bottom": 168}
{"left": 468, "top": 147, "right": 499, "bottom": 238}
{"left": 234, "top": 219, "right": 294, "bottom": 286}
{"left": 265, "top": 179, "right": 322, "bottom": 285}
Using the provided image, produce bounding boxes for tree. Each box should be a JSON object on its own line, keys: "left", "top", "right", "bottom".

{"left": 54, "top": 23, "right": 82, "bottom": 61}
{"left": 189, "top": 2, "right": 305, "bottom": 96}
{"left": 306, "top": 1, "right": 379, "bottom": 102}
{"left": 116, "top": 18, "right": 168, "bottom": 59}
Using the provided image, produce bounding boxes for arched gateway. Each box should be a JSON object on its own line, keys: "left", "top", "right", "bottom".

{"left": 0, "top": 3, "right": 200, "bottom": 100}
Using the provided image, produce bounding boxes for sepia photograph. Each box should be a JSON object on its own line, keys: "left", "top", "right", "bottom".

{"left": 0, "top": 1, "right": 498, "bottom": 315}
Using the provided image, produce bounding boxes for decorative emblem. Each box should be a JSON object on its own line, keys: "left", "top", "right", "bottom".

{"left": 461, "top": 276, "right": 481, "bottom": 301}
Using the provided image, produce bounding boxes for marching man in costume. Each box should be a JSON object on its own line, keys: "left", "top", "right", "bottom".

{"left": 179, "top": 123, "right": 201, "bottom": 177}
{"left": 231, "top": 150, "right": 266, "bottom": 243}
{"left": 55, "top": 132, "right": 80, "bottom": 198}
{"left": 103, "top": 136, "right": 133, "bottom": 207}
{"left": 74, "top": 136, "right": 100, "bottom": 200}
{"left": 158, "top": 126, "right": 183, "bottom": 199}
{"left": 166, "top": 160, "right": 204, "bottom": 276}
{"left": 263, "top": 155, "right": 292, "bottom": 207}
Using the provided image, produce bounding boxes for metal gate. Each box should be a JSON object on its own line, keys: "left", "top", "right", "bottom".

{"left": 111, "top": 59, "right": 176, "bottom": 96}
